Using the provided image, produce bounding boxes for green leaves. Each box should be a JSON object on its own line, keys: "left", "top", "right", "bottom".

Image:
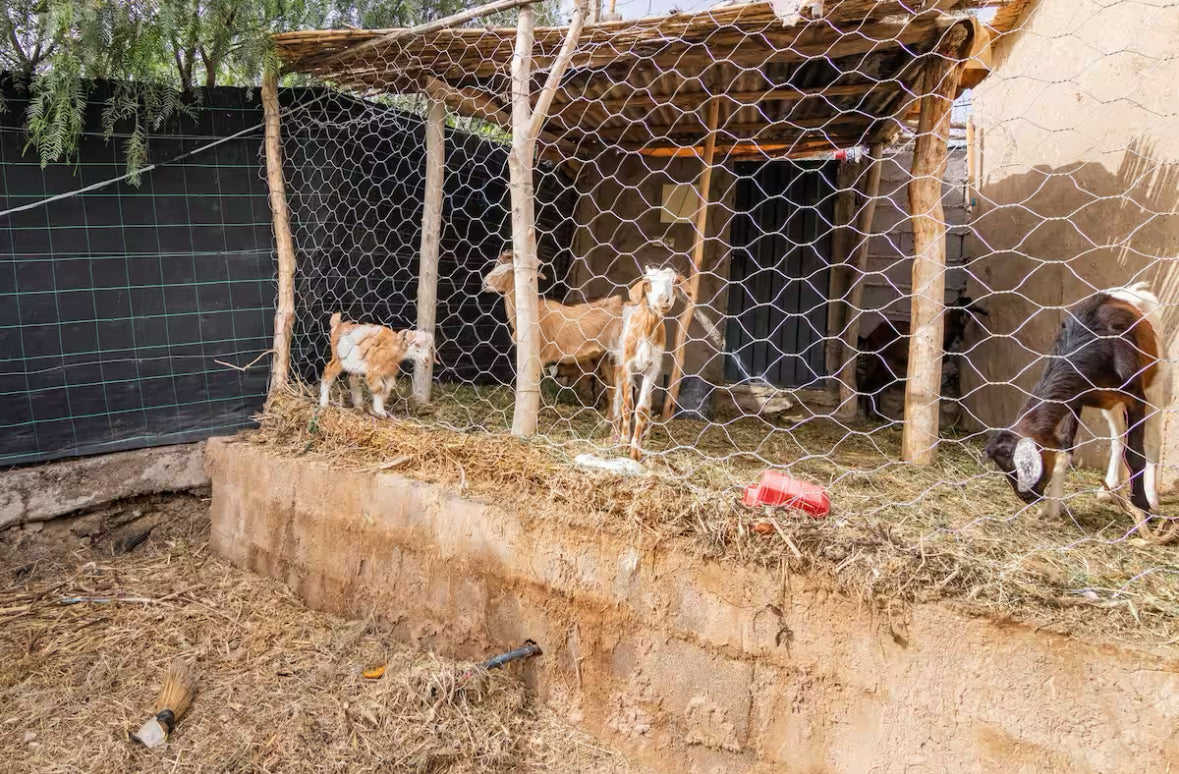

{"left": 2, "top": 0, "right": 562, "bottom": 178}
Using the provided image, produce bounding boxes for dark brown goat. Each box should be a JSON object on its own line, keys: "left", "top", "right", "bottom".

{"left": 855, "top": 295, "right": 987, "bottom": 421}
{"left": 984, "top": 282, "right": 1172, "bottom": 539}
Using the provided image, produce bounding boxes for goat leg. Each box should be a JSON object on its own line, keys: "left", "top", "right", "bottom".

{"left": 1123, "top": 400, "right": 1154, "bottom": 521}
{"left": 612, "top": 365, "right": 630, "bottom": 444}
{"left": 320, "top": 358, "right": 343, "bottom": 408}
{"left": 1097, "top": 407, "right": 1128, "bottom": 505}
{"left": 1038, "top": 412, "right": 1079, "bottom": 520}
{"left": 349, "top": 374, "right": 365, "bottom": 409}
{"left": 630, "top": 372, "right": 657, "bottom": 461}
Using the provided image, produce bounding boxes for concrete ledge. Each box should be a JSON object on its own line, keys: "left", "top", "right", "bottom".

{"left": 1, "top": 443, "right": 208, "bottom": 529}
{"left": 207, "top": 437, "right": 1179, "bottom": 774}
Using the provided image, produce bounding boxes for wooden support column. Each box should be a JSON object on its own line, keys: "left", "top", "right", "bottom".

{"left": 833, "top": 143, "right": 884, "bottom": 420}
{"left": 662, "top": 97, "right": 721, "bottom": 420}
{"left": 901, "top": 25, "right": 971, "bottom": 463}
{"left": 824, "top": 160, "right": 862, "bottom": 381}
{"left": 509, "top": 0, "right": 587, "bottom": 436}
{"left": 262, "top": 69, "right": 297, "bottom": 405}
{"left": 414, "top": 97, "right": 445, "bottom": 405}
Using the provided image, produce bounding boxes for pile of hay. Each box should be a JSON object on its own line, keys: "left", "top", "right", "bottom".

{"left": 255, "top": 387, "right": 1179, "bottom": 646}
{"left": 0, "top": 494, "right": 633, "bottom": 774}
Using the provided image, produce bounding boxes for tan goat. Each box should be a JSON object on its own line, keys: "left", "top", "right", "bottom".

{"left": 612, "top": 267, "right": 684, "bottom": 461}
{"left": 482, "top": 250, "right": 624, "bottom": 413}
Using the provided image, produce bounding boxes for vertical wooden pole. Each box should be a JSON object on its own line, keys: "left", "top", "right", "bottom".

{"left": 834, "top": 143, "right": 884, "bottom": 421}
{"left": 509, "top": 5, "right": 541, "bottom": 436}
{"left": 825, "top": 161, "right": 862, "bottom": 384}
{"left": 509, "top": 0, "right": 587, "bottom": 436}
{"left": 414, "top": 97, "right": 446, "bottom": 405}
{"left": 662, "top": 97, "right": 721, "bottom": 420}
{"left": 965, "top": 115, "right": 976, "bottom": 210}
{"left": 902, "top": 46, "right": 967, "bottom": 463}
{"left": 262, "top": 69, "right": 297, "bottom": 405}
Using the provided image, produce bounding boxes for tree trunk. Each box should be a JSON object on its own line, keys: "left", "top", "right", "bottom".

{"left": 509, "top": 5, "right": 541, "bottom": 437}
{"left": 901, "top": 25, "right": 971, "bottom": 464}
{"left": 261, "top": 70, "right": 297, "bottom": 404}
{"left": 414, "top": 97, "right": 446, "bottom": 405}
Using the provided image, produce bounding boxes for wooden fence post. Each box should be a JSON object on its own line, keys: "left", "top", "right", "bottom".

{"left": 508, "top": 5, "right": 541, "bottom": 437}
{"left": 414, "top": 97, "right": 446, "bottom": 405}
{"left": 262, "top": 69, "right": 297, "bottom": 405}
{"left": 662, "top": 97, "right": 721, "bottom": 420}
{"left": 834, "top": 143, "right": 884, "bottom": 420}
{"left": 824, "top": 161, "right": 860, "bottom": 381}
{"left": 902, "top": 25, "right": 971, "bottom": 463}
{"left": 509, "top": 0, "right": 587, "bottom": 436}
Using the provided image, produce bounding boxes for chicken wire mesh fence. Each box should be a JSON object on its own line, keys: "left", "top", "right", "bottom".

{"left": 259, "top": 0, "right": 1179, "bottom": 635}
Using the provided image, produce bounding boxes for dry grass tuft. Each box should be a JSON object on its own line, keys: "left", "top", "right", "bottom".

{"left": 0, "top": 495, "right": 634, "bottom": 774}
{"left": 253, "top": 387, "right": 1179, "bottom": 647}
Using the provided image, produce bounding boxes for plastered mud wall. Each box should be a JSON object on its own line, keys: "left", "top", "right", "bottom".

{"left": 207, "top": 438, "right": 1179, "bottom": 774}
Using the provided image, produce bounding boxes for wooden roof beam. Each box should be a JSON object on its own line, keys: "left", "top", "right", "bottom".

{"left": 546, "top": 82, "right": 901, "bottom": 116}
{"left": 581, "top": 116, "right": 850, "bottom": 143}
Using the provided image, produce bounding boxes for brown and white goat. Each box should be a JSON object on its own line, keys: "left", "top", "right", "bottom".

{"left": 612, "top": 267, "right": 685, "bottom": 461}
{"left": 482, "top": 250, "right": 624, "bottom": 413}
{"left": 319, "top": 312, "right": 436, "bottom": 418}
{"left": 985, "top": 282, "right": 1168, "bottom": 527}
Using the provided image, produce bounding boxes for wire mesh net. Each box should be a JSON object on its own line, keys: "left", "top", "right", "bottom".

{"left": 203, "top": 0, "right": 1179, "bottom": 636}
{"left": 0, "top": 85, "right": 274, "bottom": 466}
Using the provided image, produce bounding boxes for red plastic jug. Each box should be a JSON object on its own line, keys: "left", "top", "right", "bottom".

{"left": 742, "top": 470, "right": 830, "bottom": 518}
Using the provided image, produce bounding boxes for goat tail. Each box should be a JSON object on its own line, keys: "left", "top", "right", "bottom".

{"left": 329, "top": 311, "right": 343, "bottom": 330}
{"left": 1107, "top": 282, "right": 1161, "bottom": 318}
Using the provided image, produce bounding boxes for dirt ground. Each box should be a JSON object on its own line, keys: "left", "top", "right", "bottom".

{"left": 0, "top": 491, "right": 640, "bottom": 774}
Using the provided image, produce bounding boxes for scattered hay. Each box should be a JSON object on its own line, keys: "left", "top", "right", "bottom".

{"left": 254, "top": 387, "right": 1179, "bottom": 647}
{"left": 0, "top": 495, "right": 635, "bottom": 774}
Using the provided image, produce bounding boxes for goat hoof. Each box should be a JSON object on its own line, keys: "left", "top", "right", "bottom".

{"left": 1035, "top": 502, "right": 1060, "bottom": 520}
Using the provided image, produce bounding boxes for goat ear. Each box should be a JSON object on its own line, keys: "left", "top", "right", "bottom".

{"left": 629, "top": 280, "right": 651, "bottom": 304}
{"left": 674, "top": 274, "right": 688, "bottom": 292}
{"left": 1013, "top": 437, "right": 1043, "bottom": 493}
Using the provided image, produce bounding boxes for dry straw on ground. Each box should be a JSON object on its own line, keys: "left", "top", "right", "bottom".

{"left": 255, "top": 386, "right": 1179, "bottom": 646}
{"left": 0, "top": 495, "right": 633, "bottom": 774}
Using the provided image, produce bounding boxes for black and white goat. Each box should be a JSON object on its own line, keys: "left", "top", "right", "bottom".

{"left": 985, "top": 282, "right": 1169, "bottom": 534}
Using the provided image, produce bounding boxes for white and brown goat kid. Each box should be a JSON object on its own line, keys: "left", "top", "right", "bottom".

{"left": 985, "top": 282, "right": 1169, "bottom": 529}
{"left": 612, "top": 267, "right": 685, "bottom": 461}
{"left": 319, "top": 312, "right": 436, "bottom": 418}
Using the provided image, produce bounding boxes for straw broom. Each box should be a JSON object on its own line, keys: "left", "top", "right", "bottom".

{"left": 128, "top": 660, "right": 197, "bottom": 749}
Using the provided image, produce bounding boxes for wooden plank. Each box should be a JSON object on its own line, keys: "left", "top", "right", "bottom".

{"left": 413, "top": 97, "right": 445, "bottom": 406}
{"left": 833, "top": 143, "right": 883, "bottom": 420}
{"left": 901, "top": 22, "right": 971, "bottom": 464}
{"left": 662, "top": 96, "right": 722, "bottom": 420}
{"left": 620, "top": 133, "right": 853, "bottom": 156}
{"left": 261, "top": 71, "right": 297, "bottom": 405}
{"left": 548, "top": 82, "right": 897, "bottom": 114}
{"left": 582, "top": 116, "right": 842, "bottom": 143}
